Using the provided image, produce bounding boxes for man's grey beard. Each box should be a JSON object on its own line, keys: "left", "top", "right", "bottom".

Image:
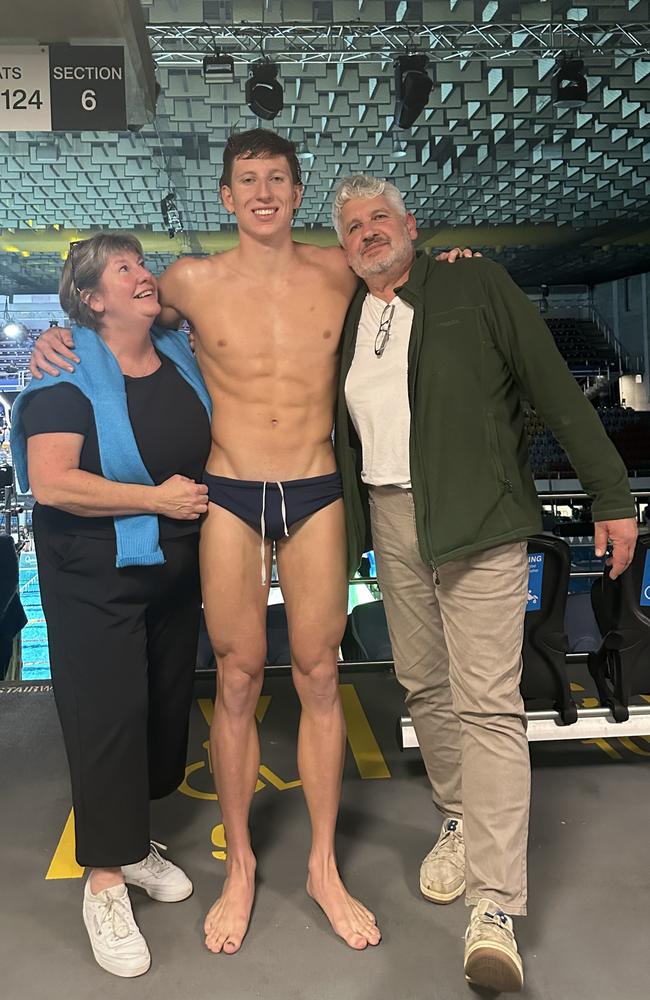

{"left": 352, "top": 234, "right": 414, "bottom": 280}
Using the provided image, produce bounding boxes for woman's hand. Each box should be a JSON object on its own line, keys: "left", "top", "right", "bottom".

{"left": 154, "top": 475, "right": 209, "bottom": 519}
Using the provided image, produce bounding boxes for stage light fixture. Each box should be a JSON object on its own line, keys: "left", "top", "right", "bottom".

{"left": 160, "top": 192, "right": 183, "bottom": 239}
{"left": 202, "top": 53, "right": 235, "bottom": 85}
{"left": 245, "top": 60, "right": 283, "bottom": 121}
{"left": 0, "top": 298, "right": 29, "bottom": 341}
{"left": 2, "top": 322, "right": 28, "bottom": 339}
{"left": 394, "top": 54, "right": 432, "bottom": 129}
{"left": 551, "top": 54, "right": 587, "bottom": 108}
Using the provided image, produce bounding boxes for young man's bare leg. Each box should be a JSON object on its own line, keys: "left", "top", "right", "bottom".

{"left": 277, "top": 500, "right": 382, "bottom": 949}
{"left": 200, "top": 504, "right": 272, "bottom": 954}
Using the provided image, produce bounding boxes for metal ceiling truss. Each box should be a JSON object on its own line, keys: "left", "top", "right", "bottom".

{"left": 148, "top": 22, "right": 650, "bottom": 65}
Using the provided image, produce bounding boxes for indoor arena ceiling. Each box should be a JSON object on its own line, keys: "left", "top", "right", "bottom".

{"left": 1, "top": 0, "right": 650, "bottom": 293}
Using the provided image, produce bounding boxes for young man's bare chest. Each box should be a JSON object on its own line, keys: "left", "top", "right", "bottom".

{"left": 182, "top": 262, "right": 351, "bottom": 369}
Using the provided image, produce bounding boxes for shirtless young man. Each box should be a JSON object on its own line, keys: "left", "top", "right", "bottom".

{"left": 29, "top": 129, "right": 376, "bottom": 956}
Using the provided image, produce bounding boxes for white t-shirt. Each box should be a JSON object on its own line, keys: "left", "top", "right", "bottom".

{"left": 344, "top": 293, "right": 414, "bottom": 488}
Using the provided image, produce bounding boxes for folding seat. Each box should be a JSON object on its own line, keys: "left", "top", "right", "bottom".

{"left": 520, "top": 535, "right": 578, "bottom": 724}
{"left": 196, "top": 602, "right": 293, "bottom": 670}
{"left": 341, "top": 599, "right": 393, "bottom": 662}
{"left": 0, "top": 533, "right": 27, "bottom": 679}
{"left": 564, "top": 591, "right": 601, "bottom": 652}
{"left": 588, "top": 536, "right": 650, "bottom": 721}
{"left": 195, "top": 608, "right": 215, "bottom": 671}
{"left": 266, "top": 602, "right": 292, "bottom": 666}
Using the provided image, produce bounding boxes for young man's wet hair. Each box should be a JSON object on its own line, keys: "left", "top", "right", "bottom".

{"left": 219, "top": 129, "right": 303, "bottom": 189}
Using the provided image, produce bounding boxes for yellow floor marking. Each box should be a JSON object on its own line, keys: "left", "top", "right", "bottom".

{"left": 255, "top": 695, "right": 272, "bottom": 724}
{"left": 180, "top": 740, "right": 265, "bottom": 798}
{"left": 258, "top": 765, "right": 302, "bottom": 790}
{"left": 641, "top": 695, "right": 650, "bottom": 705}
{"left": 45, "top": 809, "right": 84, "bottom": 880}
{"left": 340, "top": 683, "right": 391, "bottom": 779}
{"left": 211, "top": 823, "right": 227, "bottom": 860}
{"left": 198, "top": 697, "right": 213, "bottom": 727}
{"left": 570, "top": 682, "right": 585, "bottom": 692}
{"left": 617, "top": 737, "right": 650, "bottom": 757}
{"left": 581, "top": 697, "right": 599, "bottom": 708}
{"left": 179, "top": 759, "right": 219, "bottom": 801}
{"left": 582, "top": 738, "right": 623, "bottom": 761}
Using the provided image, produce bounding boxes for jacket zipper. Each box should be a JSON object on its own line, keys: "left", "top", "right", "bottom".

{"left": 487, "top": 413, "right": 513, "bottom": 493}
{"left": 405, "top": 282, "right": 440, "bottom": 582}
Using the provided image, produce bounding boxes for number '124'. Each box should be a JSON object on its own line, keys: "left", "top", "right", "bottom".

{"left": 0, "top": 89, "right": 44, "bottom": 110}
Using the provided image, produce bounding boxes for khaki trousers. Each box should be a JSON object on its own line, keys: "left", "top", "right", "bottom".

{"left": 369, "top": 485, "right": 530, "bottom": 915}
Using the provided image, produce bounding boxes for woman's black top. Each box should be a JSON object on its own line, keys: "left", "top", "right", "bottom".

{"left": 21, "top": 352, "right": 211, "bottom": 539}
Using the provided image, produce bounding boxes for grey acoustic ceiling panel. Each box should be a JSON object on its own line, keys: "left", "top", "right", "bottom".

{"left": 1, "top": 0, "right": 650, "bottom": 291}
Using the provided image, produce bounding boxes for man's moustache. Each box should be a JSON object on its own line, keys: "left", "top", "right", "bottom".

{"left": 362, "top": 238, "right": 389, "bottom": 251}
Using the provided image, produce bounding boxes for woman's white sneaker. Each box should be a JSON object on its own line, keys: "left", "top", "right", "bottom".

{"left": 122, "top": 841, "right": 193, "bottom": 902}
{"left": 82, "top": 879, "right": 151, "bottom": 978}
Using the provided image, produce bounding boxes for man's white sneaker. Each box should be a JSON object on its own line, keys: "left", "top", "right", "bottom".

{"left": 82, "top": 879, "right": 151, "bottom": 978}
{"left": 464, "top": 898, "right": 524, "bottom": 993}
{"left": 419, "top": 817, "right": 466, "bottom": 903}
{"left": 122, "top": 841, "right": 193, "bottom": 902}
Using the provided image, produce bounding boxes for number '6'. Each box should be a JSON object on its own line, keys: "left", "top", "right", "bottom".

{"left": 82, "top": 89, "right": 96, "bottom": 112}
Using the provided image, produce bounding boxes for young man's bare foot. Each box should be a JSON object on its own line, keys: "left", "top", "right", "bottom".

{"left": 204, "top": 859, "right": 256, "bottom": 955}
{"left": 307, "top": 864, "right": 382, "bottom": 950}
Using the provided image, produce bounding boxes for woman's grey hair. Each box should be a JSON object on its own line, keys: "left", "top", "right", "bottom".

{"left": 331, "top": 175, "right": 407, "bottom": 242}
{"left": 59, "top": 232, "right": 145, "bottom": 330}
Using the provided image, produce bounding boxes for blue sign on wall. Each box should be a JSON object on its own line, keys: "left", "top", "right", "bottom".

{"left": 640, "top": 550, "right": 650, "bottom": 606}
{"left": 526, "top": 552, "right": 544, "bottom": 612}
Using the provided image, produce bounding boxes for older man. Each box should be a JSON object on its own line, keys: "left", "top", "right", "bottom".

{"left": 332, "top": 174, "right": 637, "bottom": 992}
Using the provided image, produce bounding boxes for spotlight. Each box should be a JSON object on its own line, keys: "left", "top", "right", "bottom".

{"left": 0, "top": 298, "right": 30, "bottom": 341}
{"left": 390, "top": 135, "right": 408, "bottom": 159}
{"left": 202, "top": 53, "right": 235, "bottom": 85}
{"left": 394, "top": 54, "right": 432, "bottom": 129}
{"left": 160, "top": 192, "right": 183, "bottom": 239}
{"left": 551, "top": 54, "right": 587, "bottom": 108}
{"left": 1, "top": 321, "right": 30, "bottom": 341}
{"left": 245, "top": 60, "right": 283, "bottom": 121}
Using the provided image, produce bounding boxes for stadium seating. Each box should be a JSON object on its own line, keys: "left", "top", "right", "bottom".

{"left": 545, "top": 317, "right": 622, "bottom": 375}
{"left": 525, "top": 405, "right": 650, "bottom": 478}
{"left": 0, "top": 334, "right": 36, "bottom": 388}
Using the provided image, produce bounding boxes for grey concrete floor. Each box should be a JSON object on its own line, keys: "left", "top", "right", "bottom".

{"left": 1, "top": 672, "right": 649, "bottom": 1000}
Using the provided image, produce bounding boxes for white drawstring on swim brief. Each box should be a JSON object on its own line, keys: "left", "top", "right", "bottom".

{"left": 260, "top": 481, "right": 290, "bottom": 585}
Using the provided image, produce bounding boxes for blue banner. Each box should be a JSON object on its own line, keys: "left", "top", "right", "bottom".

{"left": 526, "top": 552, "right": 544, "bottom": 612}
{"left": 640, "top": 550, "right": 650, "bottom": 607}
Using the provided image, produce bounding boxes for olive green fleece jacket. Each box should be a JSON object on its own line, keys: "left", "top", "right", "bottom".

{"left": 334, "top": 253, "right": 636, "bottom": 576}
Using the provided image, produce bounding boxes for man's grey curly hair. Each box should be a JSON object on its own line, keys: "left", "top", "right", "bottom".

{"left": 331, "top": 175, "right": 407, "bottom": 242}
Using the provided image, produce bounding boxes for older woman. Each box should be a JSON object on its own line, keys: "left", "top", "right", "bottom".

{"left": 11, "top": 234, "right": 212, "bottom": 978}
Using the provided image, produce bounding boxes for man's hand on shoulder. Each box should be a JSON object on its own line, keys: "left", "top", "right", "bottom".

{"left": 435, "top": 248, "right": 483, "bottom": 263}
{"left": 29, "top": 327, "right": 80, "bottom": 380}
